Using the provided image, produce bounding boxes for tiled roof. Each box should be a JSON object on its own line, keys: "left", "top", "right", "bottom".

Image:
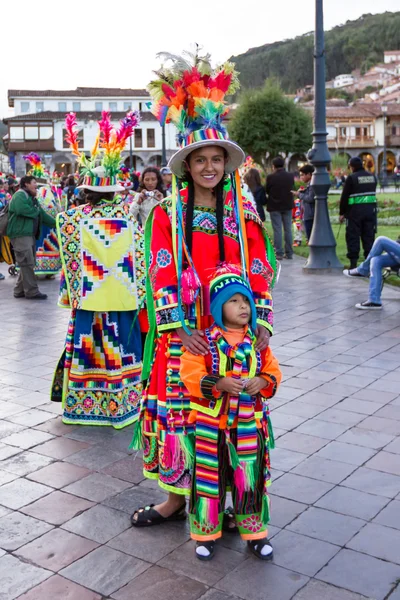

{"left": 3, "top": 111, "right": 157, "bottom": 124}
{"left": 8, "top": 87, "right": 149, "bottom": 106}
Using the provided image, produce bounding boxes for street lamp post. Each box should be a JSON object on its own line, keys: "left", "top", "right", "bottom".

{"left": 161, "top": 123, "right": 167, "bottom": 167}
{"left": 381, "top": 103, "right": 388, "bottom": 190}
{"left": 303, "top": 0, "right": 343, "bottom": 273}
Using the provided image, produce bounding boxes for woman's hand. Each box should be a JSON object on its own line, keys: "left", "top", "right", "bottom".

{"left": 155, "top": 190, "right": 164, "bottom": 202}
{"left": 216, "top": 377, "right": 244, "bottom": 395}
{"left": 255, "top": 325, "right": 270, "bottom": 351}
{"left": 244, "top": 376, "right": 267, "bottom": 396}
{"left": 176, "top": 327, "right": 209, "bottom": 356}
{"left": 136, "top": 192, "right": 146, "bottom": 205}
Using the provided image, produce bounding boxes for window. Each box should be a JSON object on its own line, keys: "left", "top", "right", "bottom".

{"left": 63, "top": 127, "right": 83, "bottom": 148}
{"left": 10, "top": 126, "right": 24, "bottom": 140}
{"left": 95, "top": 102, "right": 103, "bottom": 111}
{"left": 36, "top": 102, "right": 44, "bottom": 112}
{"left": 72, "top": 102, "right": 81, "bottom": 111}
{"left": 147, "top": 128, "right": 155, "bottom": 148}
{"left": 124, "top": 102, "right": 132, "bottom": 111}
{"left": 21, "top": 102, "right": 30, "bottom": 113}
{"left": 134, "top": 128, "right": 142, "bottom": 148}
{"left": 340, "top": 127, "right": 347, "bottom": 138}
{"left": 25, "top": 126, "right": 39, "bottom": 140}
{"left": 139, "top": 102, "right": 143, "bottom": 111}
{"left": 58, "top": 102, "right": 67, "bottom": 111}
{"left": 109, "top": 102, "right": 117, "bottom": 111}
{"left": 40, "top": 126, "right": 53, "bottom": 140}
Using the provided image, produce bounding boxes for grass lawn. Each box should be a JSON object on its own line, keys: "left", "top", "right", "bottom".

{"left": 265, "top": 222, "right": 400, "bottom": 288}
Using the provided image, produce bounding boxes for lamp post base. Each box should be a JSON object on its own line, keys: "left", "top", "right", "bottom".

{"left": 303, "top": 247, "right": 343, "bottom": 273}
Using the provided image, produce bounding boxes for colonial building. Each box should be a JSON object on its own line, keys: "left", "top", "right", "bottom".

{"left": 288, "top": 103, "right": 400, "bottom": 174}
{"left": 3, "top": 87, "right": 179, "bottom": 176}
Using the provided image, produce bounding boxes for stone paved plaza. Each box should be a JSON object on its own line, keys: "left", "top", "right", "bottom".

{"left": 0, "top": 258, "right": 400, "bottom": 600}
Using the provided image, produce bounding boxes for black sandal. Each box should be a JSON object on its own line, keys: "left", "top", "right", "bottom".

{"left": 130, "top": 503, "right": 186, "bottom": 528}
{"left": 248, "top": 539, "right": 273, "bottom": 561}
{"left": 222, "top": 506, "right": 238, "bottom": 533}
{"left": 195, "top": 541, "right": 216, "bottom": 561}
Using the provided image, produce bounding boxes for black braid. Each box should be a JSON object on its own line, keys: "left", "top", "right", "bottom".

{"left": 185, "top": 178, "right": 195, "bottom": 256}
{"left": 215, "top": 179, "right": 226, "bottom": 263}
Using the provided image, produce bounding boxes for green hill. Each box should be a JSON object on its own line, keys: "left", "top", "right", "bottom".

{"left": 230, "top": 12, "right": 400, "bottom": 93}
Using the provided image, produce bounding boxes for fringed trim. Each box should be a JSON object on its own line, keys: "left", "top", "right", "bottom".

{"left": 233, "top": 460, "right": 259, "bottom": 500}
{"left": 260, "top": 494, "right": 271, "bottom": 526}
{"left": 267, "top": 416, "right": 275, "bottom": 450}
{"left": 195, "top": 496, "right": 219, "bottom": 528}
{"left": 163, "top": 432, "right": 195, "bottom": 471}
{"left": 129, "top": 419, "right": 144, "bottom": 450}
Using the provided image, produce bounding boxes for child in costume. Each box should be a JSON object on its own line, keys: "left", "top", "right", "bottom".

{"left": 51, "top": 111, "right": 146, "bottom": 429}
{"left": 292, "top": 195, "right": 303, "bottom": 247}
{"left": 180, "top": 267, "right": 281, "bottom": 561}
{"left": 130, "top": 50, "right": 277, "bottom": 528}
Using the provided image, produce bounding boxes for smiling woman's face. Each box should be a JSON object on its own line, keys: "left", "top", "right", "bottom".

{"left": 186, "top": 146, "right": 226, "bottom": 189}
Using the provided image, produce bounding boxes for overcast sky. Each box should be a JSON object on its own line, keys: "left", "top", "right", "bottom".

{"left": 1, "top": 1, "right": 398, "bottom": 117}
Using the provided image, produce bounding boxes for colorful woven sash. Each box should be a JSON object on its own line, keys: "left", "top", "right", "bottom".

{"left": 194, "top": 326, "right": 259, "bottom": 527}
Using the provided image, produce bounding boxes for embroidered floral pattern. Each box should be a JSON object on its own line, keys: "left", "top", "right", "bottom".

{"left": 156, "top": 248, "right": 172, "bottom": 268}
{"left": 251, "top": 258, "right": 264, "bottom": 275}
{"left": 237, "top": 514, "right": 263, "bottom": 533}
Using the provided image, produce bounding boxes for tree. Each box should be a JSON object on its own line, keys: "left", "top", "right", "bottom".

{"left": 228, "top": 81, "right": 312, "bottom": 167}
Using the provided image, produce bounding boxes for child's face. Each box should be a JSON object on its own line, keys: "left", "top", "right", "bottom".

{"left": 222, "top": 293, "right": 251, "bottom": 329}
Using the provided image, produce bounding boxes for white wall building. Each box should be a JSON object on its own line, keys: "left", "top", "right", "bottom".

{"left": 4, "top": 87, "right": 179, "bottom": 176}
{"left": 384, "top": 50, "right": 400, "bottom": 64}
{"left": 333, "top": 74, "right": 355, "bottom": 89}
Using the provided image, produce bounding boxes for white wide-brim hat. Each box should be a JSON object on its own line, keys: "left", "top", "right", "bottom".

{"left": 77, "top": 166, "right": 124, "bottom": 193}
{"left": 168, "top": 139, "right": 245, "bottom": 179}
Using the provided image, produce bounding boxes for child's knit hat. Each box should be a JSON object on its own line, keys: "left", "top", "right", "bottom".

{"left": 209, "top": 265, "right": 257, "bottom": 332}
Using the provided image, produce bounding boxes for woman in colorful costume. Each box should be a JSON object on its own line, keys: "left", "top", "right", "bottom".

{"left": 23, "top": 153, "right": 62, "bottom": 276}
{"left": 51, "top": 111, "right": 146, "bottom": 428}
{"left": 131, "top": 49, "right": 277, "bottom": 526}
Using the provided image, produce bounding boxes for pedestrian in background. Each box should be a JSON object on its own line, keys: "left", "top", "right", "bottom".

{"left": 129, "top": 167, "right": 165, "bottom": 226}
{"left": 160, "top": 166, "right": 173, "bottom": 195}
{"left": 244, "top": 167, "right": 267, "bottom": 221}
{"left": 292, "top": 164, "right": 315, "bottom": 242}
{"left": 266, "top": 156, "right": 295, "bottom": 260}
{"left": 339, "top": 156, "right": 377, "bottom": 269}
{"left": 7, "top": 175, "right": 56, "bottom": 299}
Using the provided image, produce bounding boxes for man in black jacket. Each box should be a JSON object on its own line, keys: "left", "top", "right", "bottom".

{"left": 339, "top": 157, "right": 377, "bottom": 269}
{"left": 266, "top": 157, "right": 295, "bottom": 259}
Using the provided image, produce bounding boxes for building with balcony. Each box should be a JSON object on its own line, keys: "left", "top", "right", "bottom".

{"left": 3, "top": 87, "right": 179, "bottom": 176}
{"left": 325, "top": 103, "right": 400, "bottom": 174}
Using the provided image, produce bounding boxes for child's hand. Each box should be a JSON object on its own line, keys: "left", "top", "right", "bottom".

{"left": 244, "top": 377, "right": 267, "bottom": 396}
{"left": 216, "top": 377, "right": 244, "bottom": 395}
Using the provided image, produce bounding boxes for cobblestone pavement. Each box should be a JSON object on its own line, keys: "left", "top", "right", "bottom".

{"left": 0, "top": 258, "right": 400, "bottom": 600}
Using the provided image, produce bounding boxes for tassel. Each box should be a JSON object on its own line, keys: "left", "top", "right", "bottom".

{"left": 180, "top": 432, "right": 195, "bottom": 469}
{"left": 163, "top": 433, "right": 181, "bottom": 470}
{"left": 267, "top": 416, "right": 275, "bottom": 450}
{"left": 260, "top": 493, "right": 270, "bottom": 526}
{"left": 129, "top": 419, "right": 143, "bottom": 450}
{"left": 196, "top": 496, "right": 219, "bottom": 528}
{"left": 226, "top": 437, "right": 240, "bottom": 471}
{"left": 233, "top": 460, "right": 258, "bottom": 500}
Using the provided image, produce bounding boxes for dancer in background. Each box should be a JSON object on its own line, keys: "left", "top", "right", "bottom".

{"left": 51, "top": 111, "right": 146, "bottom": 428}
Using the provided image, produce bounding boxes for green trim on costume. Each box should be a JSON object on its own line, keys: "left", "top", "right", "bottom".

{"left": 61, "top": 414, "right": 139, "bottom": 429}
{"left": 158, "top": 480, "right": 190, "bottom": 496}
{"left": 189, "top": 512, "right": 223, "bottom": 537}
{"left": 236, "top": 512, "right": 268, "bottom": 536}
{"left": 257, "top": 319, "right": 273, "bottom": 336}
{"left": 142, "top": 209, "right": 157, "bottom": 380}
{"left": 143, "top": 470, "right": 160, "bottom": 481}
{"left": 56, "top": 212, "right": 72, "bottom": 305}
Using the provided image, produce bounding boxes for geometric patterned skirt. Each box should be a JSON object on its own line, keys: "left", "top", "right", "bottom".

{"left": 35, "top": 226, "right": 62, "bottom": 276}
{"left": 51, "top": 309, "right": 143, "bottom": 429}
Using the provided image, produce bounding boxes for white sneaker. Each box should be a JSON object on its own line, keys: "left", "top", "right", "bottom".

{"left": 343, "top": 269, "right": 364, "bottom": 278}
{"left": 355, "top": 301, "right": 382, "bottom": 310}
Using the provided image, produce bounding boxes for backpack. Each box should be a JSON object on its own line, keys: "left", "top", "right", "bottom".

{"left": 0, "top": 204, "right": 9, "bottom": 237}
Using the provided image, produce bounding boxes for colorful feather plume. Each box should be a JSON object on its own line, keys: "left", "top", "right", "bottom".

{"left": 148, "top": 46, "right": 240, "bottom": 141}
{"left": 64, "top": 110, "right": 140, "bottom": 178}
{"left": 23, "top": 152, "right": 46, "bottom": 179}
